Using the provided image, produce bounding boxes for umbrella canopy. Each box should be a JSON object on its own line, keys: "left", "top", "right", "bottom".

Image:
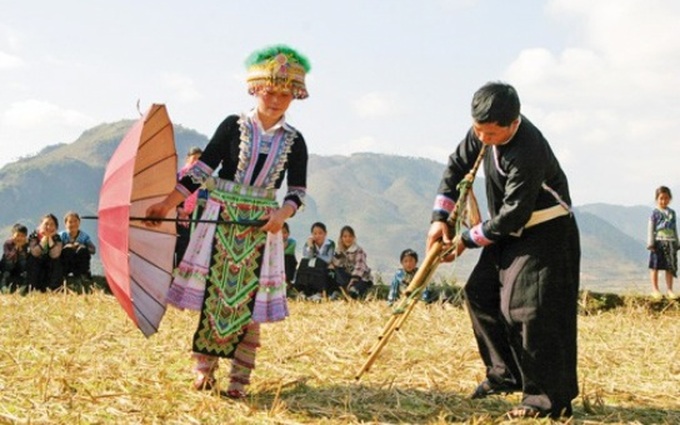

{"left": 98, "top": 104, "right": 178, "bottom": 337}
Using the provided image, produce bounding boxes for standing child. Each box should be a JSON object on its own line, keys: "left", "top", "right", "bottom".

{"left": 282, "top": 222, "right": 298, "bottom": 289}
{"left": 26, "top": 213, "right": 63, "bottom": 292}
{"left": 1, "top": 223, "right": 29, "bottom": 290}
{"left": 647, "top": 185, "right": 678, "bottom": 300}
{"left": 387, "top": 248, "right": 419, "bottom": 305}
{"left": 145, "top": 44, "right": 310, "bottom": 397}
{"left": 60, "top": 211, "right": 97, "bottom": 282}
{"left": 295, "top": 222, "right": 335, "bottom": 300}
{"left": 329, "top": 225, "right": 373, "bottom": 299}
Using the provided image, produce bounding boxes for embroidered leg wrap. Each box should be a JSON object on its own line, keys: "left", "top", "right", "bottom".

{"left": 229, "top": 322, "right": 261, "bottom": 391}
{"left": 193, "top": 352, "right": 219, "bottom": 379}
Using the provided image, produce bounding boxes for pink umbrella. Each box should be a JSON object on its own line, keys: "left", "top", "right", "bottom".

{"left": 97, "top": 104, "right": 177, "bottom": 337}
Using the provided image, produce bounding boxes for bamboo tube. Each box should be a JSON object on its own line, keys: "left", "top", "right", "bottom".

{"left": 404, "top": 241, "right": 443, "bottom": 295}
{"left": 355, "top": 300, "right": 414, "bottom": 378}
{"left": 356, "top": 242, "right": 444, "bottom": 379}
{"left": 366, "top": 241, "right": 442, "bottom": 354}
{"left": 366, "top": 314, "right": 400, "bottom": 354}
{"left": 392, "top": 296, "right": 419, "bottom": 331}
{"left": 355, "top": 145, "right": 487, "bottom": 380}
{"left": 393, "top": 265, "right": 440, "bottom": 332}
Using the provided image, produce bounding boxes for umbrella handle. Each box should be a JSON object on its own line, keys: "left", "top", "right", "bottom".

{"left": 81, "top": 216, "right": 266, "bottom": 226}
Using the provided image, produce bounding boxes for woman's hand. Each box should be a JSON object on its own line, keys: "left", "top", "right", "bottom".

{"left": 260, "top": 204, "right": 295, "bottom": 234}
{"left": 144, "top": 189, "right": 185, "bottom": 227}
{"left": 144, "top": 202, "right": 173, "bottom": 227}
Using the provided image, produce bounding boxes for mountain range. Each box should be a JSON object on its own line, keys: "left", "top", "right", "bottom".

{"left": 0, "top": 120, "right": 654, "bottom": 294}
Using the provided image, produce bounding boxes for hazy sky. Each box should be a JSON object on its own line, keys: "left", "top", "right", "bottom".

{"left": 1, "top": 0, "right": 679, "bottom": 206}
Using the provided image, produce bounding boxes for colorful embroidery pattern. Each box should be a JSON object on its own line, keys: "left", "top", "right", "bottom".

{"left": 192, "top": 190, "right": 277, "bottom": 357}
{"left": 235, "top": 115, "right": 296, "bottom": 189}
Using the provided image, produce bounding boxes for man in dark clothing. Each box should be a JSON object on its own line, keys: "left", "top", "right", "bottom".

{"left": 426, "top": 82, "right": 580, "bottom": 419}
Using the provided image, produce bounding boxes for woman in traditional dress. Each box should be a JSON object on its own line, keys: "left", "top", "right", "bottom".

{"left": 145, "top": 44, "right": 310, "bottom": 398}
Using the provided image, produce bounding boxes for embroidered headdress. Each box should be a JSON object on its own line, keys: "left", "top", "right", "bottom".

{"left": 245, "top": 44, "right": 311, "bottom": 100}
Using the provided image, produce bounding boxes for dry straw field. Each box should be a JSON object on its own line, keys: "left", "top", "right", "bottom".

{"left": 1, "top": 289, "right": 679, "bottom": 424}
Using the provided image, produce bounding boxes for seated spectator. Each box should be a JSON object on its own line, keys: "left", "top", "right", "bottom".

{"left": 329, "top": 225, "right": 373, "bottom": 300}
{"left": 295, "top": 222, "right": 335, "bottom": 300}
{"left": 26, "top": 213, "right": 63, "bottom": 292}
{"left": 60, "top": 211, "right": 96, "bottom": 282}
{"left": 387, "top": 248, "right": 420, "bottom": 306}
{"left": 282, "top": 222, "right": 298, "bottom": 289}
{"left": 1, "top": 223, "right": 29, "bottom": 291}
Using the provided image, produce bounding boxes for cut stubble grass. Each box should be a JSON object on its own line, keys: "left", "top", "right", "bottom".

{"left": 0, "top": 290, "right": 678, "bottom": 424}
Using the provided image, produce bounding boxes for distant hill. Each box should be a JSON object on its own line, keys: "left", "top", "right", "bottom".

{"left": 0, "top": 122, "right": 652, "bottom": 293}
{"left": 571, "top": 210, "right": 648, "bottom": 292}
{"left": 577, "top": 203, "right": 651, "bottom": 243}
{"left": 0, "top": 120, "right": 207, "bottom": 231}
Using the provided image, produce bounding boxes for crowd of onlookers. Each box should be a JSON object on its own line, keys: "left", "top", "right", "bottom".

{"left": 286, "top": 220, "right": 427, "bottom": 304}
{"left": 1, "top": 210, "right": 426, "bottom": 306}
{"left": 0, "top": 212, "right": 95, "bottom": 293}
{"left": 169, "top": 146, "right": 428, "bottom": 305}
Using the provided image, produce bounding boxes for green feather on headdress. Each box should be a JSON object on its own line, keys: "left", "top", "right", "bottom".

{"left": 244, "top": 44, "right": 311, "bottom": 73}
{"left": 244, "top": 44, "right": 311, "bottom": 99}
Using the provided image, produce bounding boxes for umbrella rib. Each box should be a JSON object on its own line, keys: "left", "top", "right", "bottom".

{"left": 133, "top": 193, "right": 174, "bottom": 204}
{"left": 139, "top": 107, "right": 170, "bottom": 149}
{"left": 136, "top": 122, "right": 174, "bottom": 176}
{"left": 144, "top": 103, "right": 166, "bottom": 124}
{"left": 128, "top": 263, "right": 167, "bottom": 336}
{"left": 129, "top": 276, "right": 170, "bottom": 311}
{"left": 129, "top": 247, "right": 171, "bottom": 311}
{"left": 134, "top": 152, "right": 174, "bottom": 177}
{"left": 133, "top": 303, "right": 162, "bottom": 335}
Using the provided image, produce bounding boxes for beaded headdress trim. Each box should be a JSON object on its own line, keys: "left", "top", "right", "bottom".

{"left": 245, "top": 45, "right": 310, "bottom": 100}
